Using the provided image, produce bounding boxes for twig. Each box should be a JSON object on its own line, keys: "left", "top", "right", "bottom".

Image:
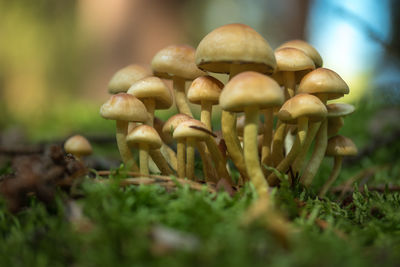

{"left": 94, "top": 170, "right": 217, "bottom": 193}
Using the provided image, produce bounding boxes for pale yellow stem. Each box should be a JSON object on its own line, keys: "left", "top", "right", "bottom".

{"left": 160, "top": 143, "right": 177, "bottom": 171}
{"left": 116, "top": 120, "right": 139, "bottom": 172}
{"left": 282, "top": 71, "right": 296, "bottom": 99}
{"left": 271, "top": 121, "right": 286, "bottom": 167}
{"left": 186, "top": 137, "right": 196, "bottom": 180}
{"left": 172, "top": 77, "right": 193, "bottom": 117}
{"left": 204, "top": 137, "right": 232, "bottom": 185}
{"left": 149, "top": 149, "right": 175, "bottom": 175}
{"left": 244, "top": 106, "right": 268, "bottom": 197}
{"left": 319, "top": 156, "right": 343, "bottom": 197}
{"left": 200, "top": 101, "right": 212, "bottom": 130}
{"left": 261, "top": 109, "right": 274, "bottom": 166}
{"left": 177, "top": 139, "right": 185, "bottom": 178}
{"left": 196, "top": 141, "right": 218, "bottom": 182}
{"left": 143, "top": 98, "right": 155, "bottom": 126}
{"left": 139, "top": 143, "right": 149, "bottom": 175}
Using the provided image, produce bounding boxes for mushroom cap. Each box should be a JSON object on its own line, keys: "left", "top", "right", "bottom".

{"left": 108, "top": 64, "right": 151, "bottom": 94}
{"left": 277, "top": 40, "right": 323, "bottom": 68}
{"left": 326, "top": 135, "right": 358, "bottom": 157}
{"left": 151, "top": 45, "right": 205, "bottom": 80}
{"left": 327, "top": 103, "right": 355, "bottom": 117}
{"left": 154, "top": 117, "right": 173, "bottom": 144}
{"left": 328, "top": 116, "right": 344, "bottom": 137}
{"left": 187, "top": 75, "right": 223, "bottom": 105}
{"left": 162, "top": 113, "right": 192, "bottom": 138}
{"left": 100, "top": 93, "right": 148, "bottom": 122}
{"left": 126, "top": 125, "right": 162, "bottom": 149}
{"left": 275, "top": 47, "right": 315, "bottom": 72}
{"left": 195, "top": 23, "right": 276, "bottom": 74}
{"left": 173, "top": 119, "right": 209, "bottom": 140}
{"left": 127, "top": 76, "right": 173, "bottom": 109}
{"left": 236, "top": 115, "right": 264, "bottom": 137}
{"left": 297, "top": 68, "right": 349, "bottom": 100}
{"left": 219, "top": 71, "right": 284, "bottom": 112}
{"left": 278, "top": 93, "right": 327, "bottom": 124}
{"left": 64, "top": 135, "right": 92, "bottom": 156}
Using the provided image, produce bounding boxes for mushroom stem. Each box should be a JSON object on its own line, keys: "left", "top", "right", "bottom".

{"left": 186, "top": 137, "right": 196, "bottom": 180}
{"left": 196, "top": 141, "right": 218, "bottom": 182}
{"left": 244, "top": 106, "right": 269, "bottom": 197}
{"left": 204, "top": 137, "right": 233, "bottom": 185}
{"left": 271, "top": 121, "right": 286, "bottom": 166}
{"left": 200, "top": 101, "right": 213, "bottom": 130}
{"left": 116, "top": 120, "right": 139, "bottom": 172}
{"left": 261, "top": 109, "right": 274, "bottom": 166}
{"left": 160, "top": 143, "right": 178, "bottom": 171}
{"left": 292, "top": 121, "right": 321, "bottom": 177}
{"left": 139, "top": 143, "right": 149, "bottom": 175}
{"left": 172, "top": 77, "right": 193, "bottom": 117}
{"left": 267, "top": 117, "right": 308, "bottom": 186}
{"left": 177, "top": 139, "right": 186, "bottom": 178}
{"left": 300, "top": 119, "right": 328, "bottom": 187}
{"left": 221, "top": 111, "right": 248, "bottom": 181}
{"left": 143, "top": 98, "right": 155, "bottom": 126}
{"left": 149, "top": 149, "right": 175, "bottom": 175}
{"left": 282, "top": 71, "right": 296, "bottom": 99}
{"left": 318, "top": 156, "right": 343, "bottom": 197}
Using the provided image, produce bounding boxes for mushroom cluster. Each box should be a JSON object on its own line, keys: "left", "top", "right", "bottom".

{"left": 100, "top": 23, "right": 357, "bottom": 200}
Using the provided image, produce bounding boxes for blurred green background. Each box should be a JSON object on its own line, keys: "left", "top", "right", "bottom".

{"left": 0, "top": 0, "right": 398, "bottom": 144}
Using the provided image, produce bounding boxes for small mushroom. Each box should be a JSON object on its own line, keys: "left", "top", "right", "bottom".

{"left": 277, "top": 39, "right": 323, "bottom": 68}
{"left": 64, "top": 135, "right": 92, "bottom": 161}
{"left": 297, "top": 68, "right": 349, "bottom": 187}
{"left": 318, "top": 135, "right": 357, "bottom": 197}
{"left": 220, "top": 71, "right": 284, "bottom": 196}
{"left": 195, "top": 23, "right": 277, "bottom": 182}
{"left": 187, "top": 75, "right": 223, "bottom": 130}
{"left": 108, "top": 64, "right": 151, "bottom": 94}
{"left": 126, "top": 125, "right": 162, "bottom": 175}
{"left": 100, "top": 93, "right": 148, "bottom": 171}
{"left": 151, "top": 45, "right": 205, "bottom": 117}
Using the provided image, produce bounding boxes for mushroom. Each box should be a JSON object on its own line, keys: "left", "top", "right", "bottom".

{"left": 220, "top": 71, "right": 284, "bottom": 196}
{"left": 126, "top": 125, "right": 162, "bottom": 175}
{"left": 318, "top": 135, "right": 357, "bottom": 197}
{"left": 187, "top": 75, "right": 223, "bottom": 130}
{"left": 163, "top": 114, "right": 193, "bottom": 178}
{"left": 64, "top": 135, "right": 92, "bottom": 161}
{"left": 267, "top": 93, "right": 327, "bottom": 185}
{"left": 274, "top": 47, "right": 315, "bottom": 99}
{"left": 276, "top": 39, "right": 323, "bottom": 68}
{"left": 151, "top": 45, "right": 205, "bottom": 117}
{"left": 127, "top": 76, "right": 173, "bottom": 126}
{"left": 100, "top": 93, "right": 148, "bottom": 171}
{"left": 195, "top": 23, "right": 277, "bottom": 181}
{"left": 297, "top": 68, "right": 349, "bottom": 187}
{"left": 173, "top": 119, "right": 210, "bottom": 180}
{"left": 154, "top": 117, "right": 178, "bottom": 171}
{"left": 108, "top": 64, "right": 151, "bottom": 94}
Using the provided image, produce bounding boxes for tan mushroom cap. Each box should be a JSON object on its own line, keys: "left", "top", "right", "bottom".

{"left": 126, "top": 125, "right": 162, "bottom": 149}
{"left": 236, "top": 115, "right": 264, "bottom": 137}
{"left": 195, "top": 23, "right": 276, "bottom": 74}
{"left": 187, "top": 75, "right": 223, "bottom": 105}
{"left": 277, "top": 40, "right": 323, "bottom": 68}
{"left": 220, "top": 71, "right": 284, "bottom": 112}
{"left": 151, "top": 45, "right": 205, "bottom": 80}
{"left": 326, "top": 135, "right": 358, "bottom": 157}
{"left": 327, "top": 103, "right": 355, "bottom": 117}
{"left": 297, "top": 68, "right": 349, "bottom": 100}
{"left": 275, "top": 47, "right": 315, "bottom": 72}
{"left": 162, "top": 113, "right": 192, "bottom": 138}
{"left": 100, "top": 93, "right": 148, "bottom": 122}
{"left": 64, "top": 135, "right": 92, "bottom": 156}
{"left": 173, "top": 119, "right": 209, "bottom": 140}
{"left": 127, "top": 76, "right": 173, "bottom": 109}
{"left": 108, "top": 64, "right": 151, "bottom": 94}
{"left": 278, "top": 93, "right": 327, "bottom": 124}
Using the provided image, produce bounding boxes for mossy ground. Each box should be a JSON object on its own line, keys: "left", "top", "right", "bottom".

{"left": 1, "top": 98, "right": 400, "bottom": 266}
